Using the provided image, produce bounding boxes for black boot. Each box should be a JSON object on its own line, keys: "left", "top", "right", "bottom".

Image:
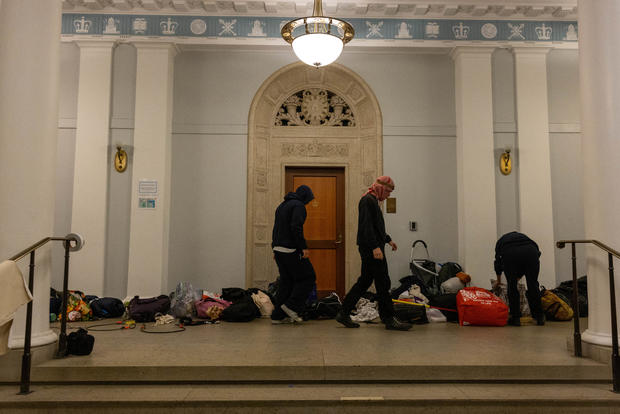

{"left": 384, "top": 316, "right": 412, "bottom": 331}
{"left": 336, "top": 311, "right": 360, "bottom": 328}
{"left": 535, "top": 314, "right": 546, "bottom": 326}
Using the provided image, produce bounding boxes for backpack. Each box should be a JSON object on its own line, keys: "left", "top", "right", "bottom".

{"left": 540, "top": 289, "right": 573, "bottom": 321}
{"left": 89, "top": 297, "right": 126, "bottom": 318}
{"left": 221, "top": 296, "right": 260, "bottom": 322}
{"left": 67, "top": 328, "right": 95, "bottom": 356}
{"left": 128, "top": 295, "right": 171, "bottom": 322}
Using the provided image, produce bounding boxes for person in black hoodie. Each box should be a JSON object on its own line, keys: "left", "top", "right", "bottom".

{"left": 493, "top": 231, "right": 545, "bottom": 326}
{"left": 336, "top": 176, "right": 412, "bottom": 331}
{"left": 270, "top": 185, "right": 317, "bottom": 324}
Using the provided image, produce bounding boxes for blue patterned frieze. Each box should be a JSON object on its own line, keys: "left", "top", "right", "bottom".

{"left": 61, "top": 14, "right": 578, "bottom": 43}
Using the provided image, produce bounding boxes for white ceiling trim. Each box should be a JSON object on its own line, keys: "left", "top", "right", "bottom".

{"left": 61, "top": 0, "right": 578, "bottom": 20}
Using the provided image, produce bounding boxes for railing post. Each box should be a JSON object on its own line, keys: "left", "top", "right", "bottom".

{"left": 571, "top": 243, "right": 582, "bottom": 357}
{"left": 18, "top": 251, "right": 35, "bottom": 395}
{"left": 608, "top": 252, "right": 620, "bottom": 393}
{"left": 55, "top": 240, "right": 71, "bottom": 358}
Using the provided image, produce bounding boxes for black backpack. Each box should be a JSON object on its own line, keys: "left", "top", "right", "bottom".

{"left": 437, "top": 262, "right": 463, "bottom": 285}
{"left": 67, "top": 328, "right": 95, "bottom": 356}
{"left": 90, "top": 297, "right": 126, "bottom": 318}
{"left": 221, "top": 296, "right": 260, "bottom": 322}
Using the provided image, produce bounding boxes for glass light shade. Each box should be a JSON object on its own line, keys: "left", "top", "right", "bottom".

{"left": 292, "top": 33, "right": 344, "bottom": 68}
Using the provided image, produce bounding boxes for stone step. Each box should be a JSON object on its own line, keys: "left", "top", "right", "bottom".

{"left": 1, "top": 383, "right": 620, "bottom": 413}
{"left": 29, "top": 363, "right": 611, "bottom": 383}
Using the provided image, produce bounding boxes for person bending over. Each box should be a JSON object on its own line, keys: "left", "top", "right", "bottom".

{"left": 493, "top": 231, "right": 545, "bottom": 326}
{"left": 270, "top": 185, "right": 317, "bottom": 324}
{"left": 336, "top": 176, "right": 412, "bottom": 331}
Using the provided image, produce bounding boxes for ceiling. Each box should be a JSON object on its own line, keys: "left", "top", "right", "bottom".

{"left": 61, "top": 0, "right": 579, "bottom": 20}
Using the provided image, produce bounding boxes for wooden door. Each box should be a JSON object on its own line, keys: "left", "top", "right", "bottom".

{"left": 285, "top": 167, "right": 345, "bottom": 298}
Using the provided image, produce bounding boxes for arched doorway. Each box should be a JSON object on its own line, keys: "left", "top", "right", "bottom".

{"left": 246, "top": 62, "right": 383, "bottom": 292}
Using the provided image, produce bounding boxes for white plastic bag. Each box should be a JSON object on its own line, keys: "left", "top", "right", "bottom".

{"left": 426, "top": 307, "right": 447, "bottom": 323}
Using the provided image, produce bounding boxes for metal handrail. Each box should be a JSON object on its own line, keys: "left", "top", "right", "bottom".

{"left": 7, "top": 233, "right": 83, "bottom": 395}
{"left": 557, "top": 239, "right": 619, "bottom": 393}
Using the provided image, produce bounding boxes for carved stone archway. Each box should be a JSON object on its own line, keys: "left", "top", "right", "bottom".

{"left": 246, "top": 62, "right": 383, "bottom": 289}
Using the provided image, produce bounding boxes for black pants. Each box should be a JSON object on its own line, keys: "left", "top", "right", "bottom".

{"left": 271, "top": 251, "right": 316, "bottom": 320}
{"left": 502, "top": 244, "right": 544, "bottom": 319}
{"left": 341, "top": 247, "right": 394, "bottom": 321}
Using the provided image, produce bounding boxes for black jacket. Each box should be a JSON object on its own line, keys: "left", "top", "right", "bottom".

{"left": 494, "top": 231, "right": 540, "bottom": 275}
{"left": 356, "top": 193, "right": 392, "bottom": 249}
{"left": 271, "top": 186, "right": 314, "bottom": 251}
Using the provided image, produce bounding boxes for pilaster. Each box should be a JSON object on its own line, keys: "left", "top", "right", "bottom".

{"left": 512, "top": 47, "right": 556, "bottom": 289}
{"left": 126, "top": 42, "right": 177, "bottom": 297}
{"left": 70, "top": 40, "right": 116, "bottom": 296}
{"left": 450, "top": 47, "right": 498, "bottom": 286}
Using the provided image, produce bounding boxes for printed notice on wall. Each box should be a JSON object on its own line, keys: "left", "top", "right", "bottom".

{"left": 138, "top": 179, "right": 158, "bottom": 209}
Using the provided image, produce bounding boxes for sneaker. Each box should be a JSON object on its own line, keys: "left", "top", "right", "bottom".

{"left": 280, "top": 304, "right": 303, "bottom": 323}
{"left": 271, "top": 317, "right": 294, "bottom": 325}
{"left": 336, "top": 311, "right": 360, "bottom": 328}
{"left": 536, "top": 314, "right": 546, "bottom": 326}
{"left": 384, "top": 317, "right": 412, "bottom": 331}
{"left": 507, "top": 317, "right": 521, "bottom": 326}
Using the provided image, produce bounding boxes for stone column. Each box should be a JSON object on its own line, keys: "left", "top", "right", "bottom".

{"left": 0, "top": 0, "right": 62, "bottom": 347}
{"left": 126, "top": 43, "right": 177, "bottom": 297}
{"left": 450, "top": 47, "right": 498, "bottom": 287}
{"left": 512, "top": 47, "right": 556, "bottom": 289}
{"left": 70, "top": 41, "right": 116, "bottom": 297}
{"left": 578, "top": 0, "right": 620, "bottom": 347}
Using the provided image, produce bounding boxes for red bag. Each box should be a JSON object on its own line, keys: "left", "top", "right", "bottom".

{"left": 457, "top": 287, "right": 508, "bottom": 326}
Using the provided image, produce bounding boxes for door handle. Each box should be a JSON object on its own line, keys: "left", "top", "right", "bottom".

{"left": 334, "top": 234, "right": 343, "bottom": 244}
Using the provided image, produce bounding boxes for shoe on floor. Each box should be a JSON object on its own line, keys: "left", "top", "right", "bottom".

{"left": 271, "top": 317, "right": 294, "bottom": 325}
{"left": 280, "top": 304, "right": 303, "bottom": 323}
{"left": 384, "top": 317, "right": 412, "bottom": 331}
{"left": 536, "top": 314, "right": 546, "bottom": 326}
{"left": 507, "top": 317, "right": 521, "bottom": 326}
{"left": 335, "top": 311, "right": 360, "bottom": 328}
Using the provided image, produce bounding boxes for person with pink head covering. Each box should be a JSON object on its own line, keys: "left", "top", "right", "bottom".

{"left": 336, "top": 176, "right": 412, "bottom": 331}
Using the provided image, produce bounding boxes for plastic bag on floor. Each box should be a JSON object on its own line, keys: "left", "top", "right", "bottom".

{"left": 351, "top": 298, "right": 379, "bottom": 322}
{"left": 170, "top": 281, "right": 201, "bottom": 318}
{"left": 490, "top": 278, "right": 530, "bottom": 317}
{"left": 426, "top": 307, "right": 447, "bottom": 323}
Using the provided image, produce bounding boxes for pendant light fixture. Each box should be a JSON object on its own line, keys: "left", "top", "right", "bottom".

{"left": 281, "top": 0, "right": 355, "bottom": 68}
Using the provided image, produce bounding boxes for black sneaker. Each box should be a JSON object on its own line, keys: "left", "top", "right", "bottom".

{"left": 384, "top": 317, "right": 412, "bottom": 331}
{"left": 536, "top": 314, "right": 546, "bottom": 326}
{"left": 336, "top": 311, "right": 360, "bottom": 328}
{"left": 507, "top": 317, "right": 521, "bottom": 326}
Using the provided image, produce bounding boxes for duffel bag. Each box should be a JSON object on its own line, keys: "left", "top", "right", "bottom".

{"left": 540, "top": 289, "right": 573, "bottom": 321}
{"left": 128, "top": 295, "right": 171, "bottom": 322}
{"left": 457, "top": 287, "right": 508, "bottom": 327}
{"left": 90, "top": 297, "right": 126, "bottom": 318}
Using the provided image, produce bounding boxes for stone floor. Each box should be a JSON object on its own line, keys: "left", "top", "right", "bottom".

{"left": 24, "top": 317, "right": 611, "bottom": 382}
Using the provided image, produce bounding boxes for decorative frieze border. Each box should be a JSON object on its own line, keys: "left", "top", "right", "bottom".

{"left": 63, "top": 14, "right": 578, "bottom": 43}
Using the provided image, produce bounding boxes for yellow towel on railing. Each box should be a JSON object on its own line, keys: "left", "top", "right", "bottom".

{"left": 0, "top": 260, "right": 33, "bottom": 355}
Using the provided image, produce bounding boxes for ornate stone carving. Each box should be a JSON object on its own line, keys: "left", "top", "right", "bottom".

{"left": 275, "top": 89, "right": 355, "bottom": 127}
{"left": 281, "top": 140, "right": 349, "bottom": 158}
{"left": 256, "top": 171, "right": 267, "bottom": 187}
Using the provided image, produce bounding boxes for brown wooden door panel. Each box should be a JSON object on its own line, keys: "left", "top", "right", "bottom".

{"left": 309, "top": 249, "right": 337, "bottom": 292}
{"left": 286, "top": 167, "right": 345, "bottom": 298}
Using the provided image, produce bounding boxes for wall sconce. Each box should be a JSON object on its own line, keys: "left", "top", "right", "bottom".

{"left": 499, "top": 148, "right": 512, "bottom": 175}
{"left": 114, "top": 146, "right": 127, "bottom": 173}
